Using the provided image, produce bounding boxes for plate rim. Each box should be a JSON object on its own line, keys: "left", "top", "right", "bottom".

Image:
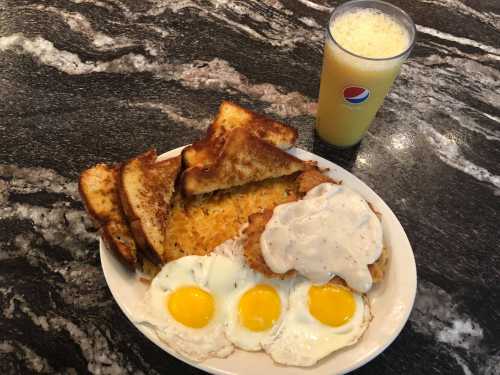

{"left": 100, "top": 145, "right": 417, "bottom": 375}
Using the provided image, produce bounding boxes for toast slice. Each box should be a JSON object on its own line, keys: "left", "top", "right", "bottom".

{"left": 79, "top": 164, "right": 137, "bottom": 266}
{"left": 182, "top": 135, "right": 226, "bottom": 170}
{"left": 101, "top": 221, "right": 138, "bottom": 265}
{"left": 181, "top": 128, "right": 306, "bottom": 196}
{"left": 79, "top": 164, "right": 122, "bottom": 224}
{"left": 183, "top": 101, "right": 298, "bottom": 168}
{"left": 119, "top": 150, "right": 181, "bottom": 262}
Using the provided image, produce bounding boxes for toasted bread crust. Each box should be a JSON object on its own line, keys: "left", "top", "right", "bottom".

{"left": 208, "top": 101, "right": 298, "bottom": 147}
{"left": 118, "top": 151, "right": 153, "bottom": 222}
{"left": 79, "top": 164, "right": 137, "bottom": 266}
{"left": 101, "top": 221, "right": 137, "bottom": 267}
{"left": 182, "top": 136, "right": 226, "bottom": 169}
{"left": 182, "top": 129, "right": 305, "bottom": 196}
{"left": 183, "top": 101, "right": 298, "bottom": 168}
{"left": 119, "top": 150, "right": 181, "bottom": 262}
{"left": 79, "top": 164, "right": 122, "bottom": 224}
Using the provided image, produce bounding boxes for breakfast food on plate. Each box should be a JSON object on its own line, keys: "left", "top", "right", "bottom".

{"left": 79, "top": 164, "right": 137, "bottom": 266}
{"left": 244, "top": 208, "right": 388, "bottom": 285}
{"left": 132, "top": 248, "right": 372, "bottom": 366}
{"left": 243, "top": 209, "right": 291, "bottom": 279}
{"left": 133, "top": 253, "right": 295, "bottom": 359}
{"left": 79, "top": 101, "right": 389, "bottom": 368}
{"left": 296, "top": 166, "right": 338, "bottom": 193}
{"left": 133, "top": 255, "right": 240, "bottom": 361}
{"left": 119, "top": 150, "right": 181, "bottom": 263}
{"left": 262, "top": 280, "right": 370, "bottom": 367}
{"left": 225, "top": 274, "right": 290, "bottom": 352}
{"left": 181, "top": 127, "right": 305, "bottom": 196}
{"left": 182, "top": 101, "right": 298, "bottom": 168}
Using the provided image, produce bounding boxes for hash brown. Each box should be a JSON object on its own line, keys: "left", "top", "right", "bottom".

{"left": 163, "top": 174, "right": 300, "bottom": 262}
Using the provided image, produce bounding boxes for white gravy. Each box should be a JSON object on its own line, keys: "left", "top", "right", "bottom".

{"left": 260, "top": 183, "right": 383, "bottom": 293}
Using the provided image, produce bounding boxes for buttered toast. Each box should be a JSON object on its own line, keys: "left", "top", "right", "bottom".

{"left": 119, "top": 150, "right": 181, "bottom": 263}
{"left": 79, "top": 164, "right": 137, "bottom": 266}
{"left": 182, "top": 101, "right": 298, "bottom": 168}
{"left": 181, "top": 128, "right": 306, "bottom": 196}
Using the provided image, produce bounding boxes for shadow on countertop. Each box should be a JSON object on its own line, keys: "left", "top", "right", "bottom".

{"left": 312, "top": 133, "right": 362, "bottom": 172}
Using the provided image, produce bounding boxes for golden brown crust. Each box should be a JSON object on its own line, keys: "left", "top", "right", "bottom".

{"left": 79, "top": 164, "right": 122, "bottom": 224}
{"left": 119, "top": 150, "right": 181, "bottom": 262}
{"left": 182, "top": 101, "right": 298, "bottom": 169}
{"left": 368, "top": 246, "right": 389, "bottom": 283}
{"left": 182, "top": 136, "right": 226, "bottom": 169}
{"left": 79, "top": 163, "right": 138, "bottom": 266}
{"left": 296, "top": 168, "right": 339, "bottom": 193}
{"left": 208, "top": 101, "right": 298, "bottom": 146}
{"left": 181, "top": 128, "right": 306, "bottom": 196}
{"left": 101, "top": 221, "right": 137, "bottom": 268}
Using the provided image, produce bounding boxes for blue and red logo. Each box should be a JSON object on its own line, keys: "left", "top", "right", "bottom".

{"left": 343, "top": 86, "right": 370, "bottom": 104}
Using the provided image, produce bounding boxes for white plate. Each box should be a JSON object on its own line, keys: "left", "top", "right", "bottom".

{"left": 100, "top": 146, "right": 417, "bottom": 375}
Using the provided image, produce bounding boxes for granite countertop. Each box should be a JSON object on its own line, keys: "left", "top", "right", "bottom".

{"left": 1, "top": 0, "right": 499, "bottom": 374}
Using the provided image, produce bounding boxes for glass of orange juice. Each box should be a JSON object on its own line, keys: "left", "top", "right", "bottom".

{"left": 316, "top": 0, "right": 416, "bottom": 147}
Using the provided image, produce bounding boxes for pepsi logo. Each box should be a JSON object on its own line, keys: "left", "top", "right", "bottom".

{"left": 343, "top": 86, "right": 370, "bottom": 104}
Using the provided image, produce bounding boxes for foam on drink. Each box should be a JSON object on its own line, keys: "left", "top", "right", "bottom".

{"left": 331, "top": 9, "right": 409, "bottom": 59}
{"left": 316, "top": 4, "right": 414, "bottom": 147}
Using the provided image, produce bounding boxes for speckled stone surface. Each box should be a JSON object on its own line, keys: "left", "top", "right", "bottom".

{"left": 0, "top": 0, "right": 499, "bottom": 374}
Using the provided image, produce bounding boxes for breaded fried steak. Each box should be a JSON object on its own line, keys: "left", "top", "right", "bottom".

{"left": 244, "top": 209, "right": 296, "bottom": 279}
{"left": 243, "top": 176, "right": 388, "bottom": 285}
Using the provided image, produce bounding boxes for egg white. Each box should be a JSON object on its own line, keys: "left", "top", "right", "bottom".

{"left": 225, "top": 268, "right": 291, "bottom": 351}
{"left": 132, "top": 255, "right": 244, "bottom": 362}
{"left": 263, "top": 277, "right": 371, "bottom": 367}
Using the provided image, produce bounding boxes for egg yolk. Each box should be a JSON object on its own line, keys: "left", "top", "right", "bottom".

{"left": 238, "top": 284, "right": 281, "bottom": 332}
{"left": 167, "top": 286, "right": 214, "bottom": 329}
{"left": 308, "top": 284, "right": 356, "bottom": 327}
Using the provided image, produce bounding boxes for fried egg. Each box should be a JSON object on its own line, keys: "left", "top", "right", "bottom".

{"left": 225, "top": 268, "right": 290, "bottom": 351}
{"left": 263, "top": 278, "right": 371, "bottom": 367}
{"left": 133, "top": 255, "right": 244, "bottom": 361}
